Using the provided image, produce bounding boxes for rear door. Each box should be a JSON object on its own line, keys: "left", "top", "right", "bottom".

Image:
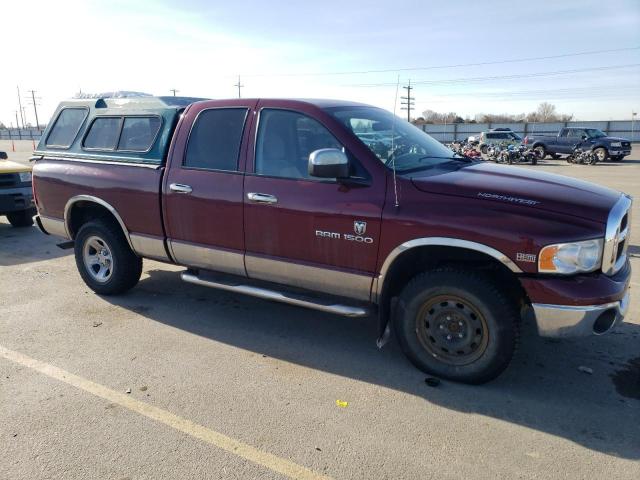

{"left": 242, "top": 102, "right": 386, "bottom": 301}
{"left": 163, "top": 100, "right": 257, "bottom": 275}
{"left": 563, "top": 128, "right": 587, "bottom": 153}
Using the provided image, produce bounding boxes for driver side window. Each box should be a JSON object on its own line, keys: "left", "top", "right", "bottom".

{"left": 255, "top": 109, "right": 342, "bottom": 180}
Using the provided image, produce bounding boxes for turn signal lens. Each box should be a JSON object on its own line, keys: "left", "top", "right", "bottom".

{"left": 538, "top": 245, "right": 558, "bottom": 271}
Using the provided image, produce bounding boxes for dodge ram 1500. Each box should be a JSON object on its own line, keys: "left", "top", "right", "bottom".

{"left": 32, "top": 96, "right": 632, "bottom": 384}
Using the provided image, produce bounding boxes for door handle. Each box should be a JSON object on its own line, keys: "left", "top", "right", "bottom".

{"left": 169, "top": 183, "right": 193, "bottom": 194}
{"left": 247, "top": 192, "right": 278, "bottom": 204}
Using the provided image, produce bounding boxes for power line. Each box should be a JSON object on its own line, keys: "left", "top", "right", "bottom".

{"left": 349, "top": 63, "right": 640, "bottom": 87}
{"left": 239, "top": 46, "right": 640, "bottom": 78}
{"left": 426, "top": 84, "right": 640, "bottom": 99}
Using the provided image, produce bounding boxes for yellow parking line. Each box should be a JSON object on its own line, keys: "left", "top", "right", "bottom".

{"left": 0, "top": 345, "right": 331, "bottom": 480}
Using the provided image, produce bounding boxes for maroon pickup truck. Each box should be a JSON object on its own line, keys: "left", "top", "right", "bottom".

{"left": 32, "top": 96, "right": 632, "bottom": 384}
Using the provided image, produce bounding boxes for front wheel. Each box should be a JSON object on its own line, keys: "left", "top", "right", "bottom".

{"left": 593, "top": 147, "right": 607, "bottom": 162}
{"left": 394, "top": 269, "right": 519, "bottom": 384}
{"left": 7, "top": 209, "right": 35, "bottom": 227}
{"left": 74, "top": 220, "right": 142, "bottom": 295}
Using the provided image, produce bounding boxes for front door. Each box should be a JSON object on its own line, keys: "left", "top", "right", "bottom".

{"left": 243, "top": 104, "right": 385, "bottom": 301}
{"left": 163, "top": 100, "right": 257, "bottom": 276}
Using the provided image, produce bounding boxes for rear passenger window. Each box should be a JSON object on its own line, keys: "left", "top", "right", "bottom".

{"left": 83, "top": 117, "right": 122, "bottom": 150}
{"left": 46, "top": 108, "right": 88, "bottom": 148}
{"left": 184, "top": 108, "right": 247, "bottom": 171}
{"left": 118, "top": 117, "right": 162, "bottom": 151}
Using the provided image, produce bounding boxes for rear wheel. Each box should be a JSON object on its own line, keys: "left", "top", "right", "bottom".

{"left": 7, "top": 209, "right": 34, "bottom": 227}
{"left": 74, "top": 220, "right": 142, "bottom": 295}
{"left": 394, "top": 269, "right": 519, "bottom": 384}
{"left": 533, "top": 145, "right": 546, "bottom": 159}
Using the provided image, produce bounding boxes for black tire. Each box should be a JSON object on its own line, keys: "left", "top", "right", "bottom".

{"left": 74, "top": 220, "right": 142, "bottom": 295}
{"left": 7, "top": 209, "right": 34, "bottom": 227}
{"left": 593, "top": 147, "right": 607, "bottom": 162}
{"left": 394, "top": 269, "right": 519, "bottom": 384}
{"left": 480, "top": 145, "right": 488, "bottom": 155}
{"left": 533, "top": 145, "right": 546, "bottom": 159}
{"left": 531, "top": 157, "right": 538, "bottom": 165}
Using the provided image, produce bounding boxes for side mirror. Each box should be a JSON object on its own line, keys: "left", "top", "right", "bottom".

{"left": 581, "top": 135, "right": 588, "bottom": 140}
{"left": 0, "top": 151, "right": 7, "bottom": 160}
{"left": 308, "top": 148, "right": 349, "bottom": 178}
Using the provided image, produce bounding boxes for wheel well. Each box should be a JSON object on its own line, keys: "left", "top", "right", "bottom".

{"left": 378, "top": 246, "right": 529, "bottom": 329}
{"left": 66, "top": 201, "right": 121, "bottom": 239}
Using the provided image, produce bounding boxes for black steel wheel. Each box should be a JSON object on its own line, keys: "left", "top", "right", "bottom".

{"left": 394, "top": 269, "right": 520, "bottom": 384}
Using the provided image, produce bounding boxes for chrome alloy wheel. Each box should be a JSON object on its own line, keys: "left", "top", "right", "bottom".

{"left": 83, "top": 235, "right": 114, "bottom": 283}
{"left": 416, "top": 295, "right": 489, "bottom": 366}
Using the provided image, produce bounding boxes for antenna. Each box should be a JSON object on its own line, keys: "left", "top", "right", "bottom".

{"left": 390, "top": 75, "right": 400, "bottom": 208}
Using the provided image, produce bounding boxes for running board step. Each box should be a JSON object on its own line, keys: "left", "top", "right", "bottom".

{"left": 181, "top": 271, "right": 370, "bottom": 317}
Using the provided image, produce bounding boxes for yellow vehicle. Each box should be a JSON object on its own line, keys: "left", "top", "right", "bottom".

{"left": 0, "top": 151, "right": 35, "bottom": 227}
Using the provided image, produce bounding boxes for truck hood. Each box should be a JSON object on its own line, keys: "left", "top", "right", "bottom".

{"left": 0, "top": 159, "right": 32, "bottom": 174}
{"left": 410, "top": 162, "right": 620, "bottom": 223}
{"left": 602, "top": 136, "right": 630, "bottom": 142}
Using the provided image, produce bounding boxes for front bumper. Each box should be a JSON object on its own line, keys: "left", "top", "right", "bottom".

{"left": 609, "top": 149, "right": 631, "bottom": 157}
{"left": 0, "top": 186, "right": 34, "bottom": 214}
{"left": 532, "top": 289, "right": 630, "bottom": 337}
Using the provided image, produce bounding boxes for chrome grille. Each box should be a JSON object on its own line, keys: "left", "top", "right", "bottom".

{"left": 602, "top": 195, "right": 632, "bottom": 275}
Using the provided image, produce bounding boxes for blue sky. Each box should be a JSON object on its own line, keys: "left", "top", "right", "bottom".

{"left": 1, "top": 0, "right": 639, "bottom": 126}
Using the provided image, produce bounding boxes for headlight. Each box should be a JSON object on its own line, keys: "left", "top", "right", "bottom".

{"left": 610, "top": 142, "right": 622, "bottom": 147}
{"left": 19, "top": 172, "right": 32, "bottom": 183}
{"left": 538, "top": 239, "right": 603, "bottom": 274}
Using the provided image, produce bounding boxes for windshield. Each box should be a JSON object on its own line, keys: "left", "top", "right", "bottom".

{"left": 585, "top": 128, "right": 606, "bottom": 138}
{"left": 325, "top": 106, "right": 462, "bottom": 172}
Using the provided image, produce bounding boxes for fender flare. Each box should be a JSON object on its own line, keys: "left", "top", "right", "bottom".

{"left": 373, "top": 237, "right": 522, "bottom": 303}
{"left": 372, "top": 237, "right": 523, "bottom": 346}
{"left": 63, "top": 195, "right": 135, "bottom": 251}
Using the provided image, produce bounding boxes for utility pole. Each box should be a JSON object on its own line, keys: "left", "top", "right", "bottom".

{"left": 632, "top": 111, "right": 637, "bottom": 143}
{"left": 234, "top": 75, "right": 244, "bottom": 99}
{"left": 15, "top": 111, "right": 20, "bottom": 131}
{"left": 169, "top": 88, "right": 179, "bottom": 96}
{"left": 400, "top": 79, "right": 414, "bottom": 122}
{"left": 27, "top": 90, "right": 41, "bottom": 131}
{"left": 17, "top": 86, "right": 25, "bottom": 129}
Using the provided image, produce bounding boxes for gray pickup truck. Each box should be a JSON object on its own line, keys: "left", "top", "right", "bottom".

{"left": 524, "top": 127, "right": 631, "bottom": 162}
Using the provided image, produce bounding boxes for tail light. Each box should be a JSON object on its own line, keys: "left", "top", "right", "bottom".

{"left": 524, "top": 136, "right": 529, "bottom": 145}
{"left": 32, "top": 173, "right": 38, "bottom": 209}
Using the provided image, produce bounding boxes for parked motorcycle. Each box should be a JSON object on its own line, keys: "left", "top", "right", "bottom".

{"left": 567, "top": 144, "right": 598, "bottom": 165}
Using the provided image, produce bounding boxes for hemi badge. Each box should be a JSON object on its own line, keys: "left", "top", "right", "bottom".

{"left": 516, "top": 253, "right": 537, "bottom": 263}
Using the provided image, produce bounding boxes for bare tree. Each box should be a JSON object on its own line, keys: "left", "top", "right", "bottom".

{"left": 536, "top": 102, "right": 557, "bottom": 122}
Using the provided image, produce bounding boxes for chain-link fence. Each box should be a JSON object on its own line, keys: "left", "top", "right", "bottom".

{"left": 0, "top": 128, "right": 43, "bottom": 141}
